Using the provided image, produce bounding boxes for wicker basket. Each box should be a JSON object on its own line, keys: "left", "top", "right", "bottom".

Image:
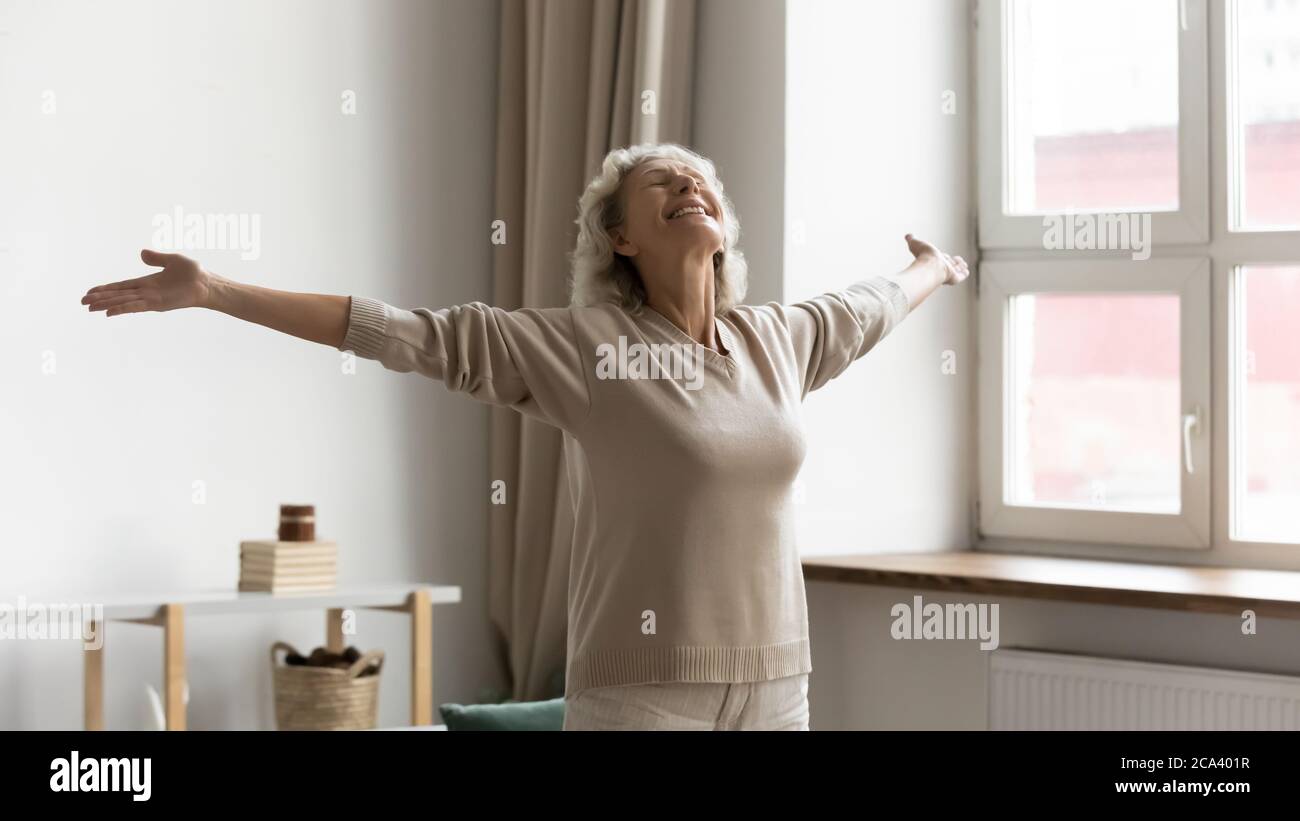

{"left": 271, "top": 641, "right": 384, "bottom": 730}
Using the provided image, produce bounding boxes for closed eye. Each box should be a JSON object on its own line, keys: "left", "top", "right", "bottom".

{"left": 643, "top": 169, "right": 706, "bottom": 188}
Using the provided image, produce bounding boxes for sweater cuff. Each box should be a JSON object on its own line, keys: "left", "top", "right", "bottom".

{"left": 339, "top": 296, "right": 388, "bottom": 359}
{"left": 869, "top": 275, "right": 911, "bottom": 329}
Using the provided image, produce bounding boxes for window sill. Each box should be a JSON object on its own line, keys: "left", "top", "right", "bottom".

{"left": 801, "top": 551, "right": 1300, "bottom": 619}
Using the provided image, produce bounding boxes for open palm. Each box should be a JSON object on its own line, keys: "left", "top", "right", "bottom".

{"left": 905, "top": 234, "right": 969, "bottom": 286}
{"left": 81, "top": 249, "right": 210, "bottom": 317}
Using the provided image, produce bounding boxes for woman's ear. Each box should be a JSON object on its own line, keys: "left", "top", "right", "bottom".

{"left": 608, "top": 225, "right": 637, "bottom": 258}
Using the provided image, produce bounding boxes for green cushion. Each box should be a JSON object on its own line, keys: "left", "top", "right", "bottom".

{"left": 438, "top": 697, "right": 566, "bottom": 731}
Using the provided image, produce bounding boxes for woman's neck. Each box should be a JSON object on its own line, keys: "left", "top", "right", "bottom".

{"left": 641, "top": 253, "right": 721, "bottom": 351}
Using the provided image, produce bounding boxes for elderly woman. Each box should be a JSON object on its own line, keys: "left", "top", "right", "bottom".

{"left": 81, "top": 143, "right": 968, "bottom": 731}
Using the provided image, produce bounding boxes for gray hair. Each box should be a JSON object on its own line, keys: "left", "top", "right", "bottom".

{"left": 569, "top": 143, "right": 747, "bottom": 315}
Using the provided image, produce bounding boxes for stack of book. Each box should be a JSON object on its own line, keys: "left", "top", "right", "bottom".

{"left": 238, "top": 540, "right": 338, "bottom": 593}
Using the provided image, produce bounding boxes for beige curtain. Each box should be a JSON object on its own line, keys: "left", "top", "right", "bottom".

{"left": 488, "top": 0, "right": 697, "bottom": 700}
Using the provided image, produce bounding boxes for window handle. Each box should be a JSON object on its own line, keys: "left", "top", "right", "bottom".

{"left": 1182, "top": 407, "right": 1201, "bottom": 475}
{"left": 1179, "top": 0, "right": 1189, "bottom": 31}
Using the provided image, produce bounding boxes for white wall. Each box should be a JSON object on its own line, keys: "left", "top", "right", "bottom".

{"left": 0, "top": 0, "right": 504, "bottom": 729}
{"left": 808, "top": 583, "right": 1300, "bottom": 729}
{"left": 786, "top": 0, "right": 976, "bottom": 559}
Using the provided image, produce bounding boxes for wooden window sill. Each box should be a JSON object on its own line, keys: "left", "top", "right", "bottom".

{"left": 801, "top": 551, "right": 1300, "bottom": 619}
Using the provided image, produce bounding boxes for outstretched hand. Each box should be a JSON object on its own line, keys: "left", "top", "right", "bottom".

{"left": 905, "top": 234, "right": 969, "bottom": 286}
{"left": 81, "top": 249, "right": 211, "bottom": 317}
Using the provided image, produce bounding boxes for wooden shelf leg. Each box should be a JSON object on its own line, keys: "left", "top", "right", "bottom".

{"left": 163, "top": 603, "right": 186, "bottom": 731}
{"left": 84, "top": 619, "right": 104, "bottom": 731}
{"left": 326, "top": 608, "right": 346, "bottom": 653}
{"left": 409, "top": 590, "right": 432, "bottom": 726}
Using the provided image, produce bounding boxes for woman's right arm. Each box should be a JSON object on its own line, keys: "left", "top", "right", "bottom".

{"left": 82, "top": 249, "right": 351, "bottom": 348}
{"left": 744, "top": 234, "right": 968, "bottom": 397}
{"left": 83, "top": 249, "right": 592, "bottom": 429}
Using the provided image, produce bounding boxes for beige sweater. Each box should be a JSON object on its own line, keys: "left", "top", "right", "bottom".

{"left": 339, "top": 276, "right": 911, "bottom": 696}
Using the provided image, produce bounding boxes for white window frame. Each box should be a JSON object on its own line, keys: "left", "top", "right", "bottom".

{"left": 976, "top": 0, "right": 1210, "bottom": 248}
{"left": 977, "top": 0, "right": 1300, "bottom": 567}
{"left": 978, "top": 258, "right": 1212, "bottom": 549}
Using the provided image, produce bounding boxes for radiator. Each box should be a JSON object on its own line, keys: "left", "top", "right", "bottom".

{"left": 989, "top": 649, "right": 1300, "bottom": 730}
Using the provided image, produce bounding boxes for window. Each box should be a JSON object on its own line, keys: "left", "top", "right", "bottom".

{"left": 1228, "top": 0, "right": 1300, "bottom": 230}
{"left": 977, "top": 0, "right": 1300, "bottom": 561}
{"left": 1232, "top": 265, "right": 1300, "bottom": 543}
{"left": 1005, "top": 0, "right": 1181, "bottom": 215}
{"left": 978, "top": 0, "right": 1209, "bottom": 247}
{"left": 1009, "top": 292, "right": 1181, "bottom": 513}
{"left": 978, "top": 259, "right": 1211, "bottom": 549}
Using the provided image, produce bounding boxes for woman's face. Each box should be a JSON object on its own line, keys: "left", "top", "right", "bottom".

{"left": 609, "top": 159, "right": 725, "bottom": 266}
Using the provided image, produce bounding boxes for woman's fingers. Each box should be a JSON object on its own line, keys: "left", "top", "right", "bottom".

{"left": 140, "top": 248, "right": 181, "bottom": 267}
{"left": 947, "top": 255, "right": 971, "bottom": 284}
{"left": 82, "top": 276, "right": 149, "bottom": 302}
{"left": 903, "top": 234, "right": 971, "bottom": 284}
{"left": 905, "top": 233, "right": 940, "bottom": 261}
{"left": 904, "top": 234, "right": 972, "bottom": 288}
{"left": 105, "top": 299, "right": 150, "bottom": 317}
{"left": 86, "top": 291, "right": 148, "bottom": 312}
{"left": 86, "top": 292, "right": 140, "bottom": 309}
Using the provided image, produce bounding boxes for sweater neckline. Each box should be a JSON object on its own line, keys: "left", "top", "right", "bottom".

{"left": 635, "top": 305, "right": 737, "bottom": 374}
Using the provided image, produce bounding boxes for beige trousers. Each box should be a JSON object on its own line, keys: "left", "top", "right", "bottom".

{"left": 562, "top": 673, "right": 810, "bottom": 730}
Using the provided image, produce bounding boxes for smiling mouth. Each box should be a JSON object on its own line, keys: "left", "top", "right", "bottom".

{"left": 667, "top": 206, "right": 710, "bottom": 220}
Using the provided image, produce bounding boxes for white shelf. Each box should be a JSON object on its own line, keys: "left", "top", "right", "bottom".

{"left": 9, "top": 583, "right": 461, "bottom": 622}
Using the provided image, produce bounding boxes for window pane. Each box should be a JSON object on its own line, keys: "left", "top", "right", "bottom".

{"left": 1009, "top": 293, "right": 1181, "bottom": 512}
{"left": 1231, "top": 0, "right": 1300, "bottom": 230}
{"left": 1237, "top": 266, "right": 1300, "bottom": 542}
{"left": 1006, "top": 0, "right": 1180, "bottom": 214}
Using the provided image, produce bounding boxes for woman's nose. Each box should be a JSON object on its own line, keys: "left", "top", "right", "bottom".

{"left": 674, "top": 175, "right": 698, "bottom": 194}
